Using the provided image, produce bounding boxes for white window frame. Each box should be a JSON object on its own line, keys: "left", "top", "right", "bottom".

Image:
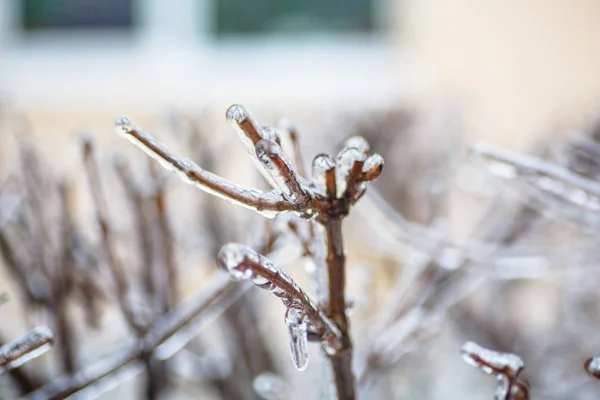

{"left": 0, "top": 0, "right": 403, "bottom": 109}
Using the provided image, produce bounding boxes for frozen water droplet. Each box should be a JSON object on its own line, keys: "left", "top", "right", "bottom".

{"left": 216, "top": 243, "right": 258, "bottom": 280}
{"left": 253, "top": 372, "right": 290, "bottom": 400}
{"left": 344, "top": 136, "right": 370, "bottom": 155}
{"left": 285, "top": 304, "right": 308, "bottom": 371}
{"left": 225, "top": 104, "right": 249, "bottom": 124}
{"left": 255, "top": 139, "right": 308, "bottom": 205}
{"left": 362, "top": 153, "right": 384, "bottom": 182}
{"left": 114, "top": 116, "right": 136, "bottom": 137}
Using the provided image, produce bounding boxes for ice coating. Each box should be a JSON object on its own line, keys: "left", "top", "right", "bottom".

{"left": 344, "top": 136, "right": 370, "bottom": 155}
{"left": 460, "top": 341, "right": 524, "bottom": 377}
{"left": 225, "top": 104, "right": 263, "bottom": 154}
{"left": 336, "top": 148, "right": 366, "bottom": 197}
{"left": 261, "top": 127, "right": 282, "bottom": 146}
{"left": 215, "top": 243, "right": 342, "bottom": 352}
{"left": 225, "top": 104, "right": 249, "bottom": 124}
{"left": 216, "top": 243, "right": 257, "bottom": 280}
{"left": 253, "top": 372, "right": 290, "bottom": 400}
{"left": 312, "top": 154, "right": 336, "bottom": 181}
{"left": 0, "top": 326, "right": 54, "bottom": 372}
{"left": 255, "top": 139, "right": 309, "bottom": 206}
{"left": 362, "top": 154, "right": 384, "bottom": 182}
{"left": 285, "top": 304, "right": 308, "bottom": 371}
{"left": 114, "top": 116, "right": 291, "bottom": 218}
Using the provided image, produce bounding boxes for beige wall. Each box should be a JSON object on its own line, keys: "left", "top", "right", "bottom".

{"left": 403, "top": 0, "right": 600, "bottom": 148}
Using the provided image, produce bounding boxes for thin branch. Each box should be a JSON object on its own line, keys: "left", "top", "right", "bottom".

{"left": 24, "top": 275, "right": 241, "bottom": 400}
{"left": 0, "top": 326, "right": 54, "bottom": 373}
{"left": 216, "top": 243, "right": 342, "bottom": 350}
{"left": 81, "top": 137, "right": 145, "bottom": 335}
{"left": 114, "top": 116, "right": 297, "bottom": 216}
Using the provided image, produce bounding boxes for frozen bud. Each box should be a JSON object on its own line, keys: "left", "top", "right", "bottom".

{"left": 586, "top": 357, "right": 600, "bottom": 380}
{"left": 336, "top": 148, "right": 367, "bottom": 197}
{"left": 311, "top": 154, "right": 336, "bottom": 195}
{"left": 362, "top": 154, "right": 384, "bottom": 182}
{"left": 216, "top": 243, "right": 259, "bottom": 280}
{"left": 344, "top": 136, "right": 370, "bottom": 155}
{"left": 225, "top": 104, "right": 250, "bottom": 124}
{"left": 285, "top": 304, "right": 308, "bottom": 371}
{"left": 461, "top": 341, "right": 524, "bottom": 377}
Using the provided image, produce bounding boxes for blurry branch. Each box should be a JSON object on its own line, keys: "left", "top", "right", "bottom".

{"left": 0, "top": 326, "right": 54, "bottom": 373}
{"left": 82, "top": 138, "right": 145, "bottom": 335}
{"left": 471, "top": 143, "right": 600, "bottom": 213}
{"left": 24, "top": 275, "right": 241, "bottom": 400}
{"left": 117, "top": 104, "right": 384, "bottom": 400}
{"left": 461, "top": 341, "right": 529, "bottom": 400}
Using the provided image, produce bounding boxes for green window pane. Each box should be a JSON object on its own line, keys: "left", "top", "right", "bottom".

{"left": 21, "top": 0, "right": 133, "bottom": 30}
{"left": 214, "top": 0, "right": 376, "bottom": 36}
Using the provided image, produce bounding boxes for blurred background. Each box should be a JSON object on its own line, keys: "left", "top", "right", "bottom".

{"left": 1, "top": 1, "right": 600, "bottom": 399}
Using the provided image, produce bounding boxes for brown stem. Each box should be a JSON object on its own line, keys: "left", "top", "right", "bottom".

{"left": 322, "top": 219, "right": 355, "bottom": 400}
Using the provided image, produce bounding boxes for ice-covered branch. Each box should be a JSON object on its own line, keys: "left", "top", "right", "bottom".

{"left": 216, "top": 243, "right": 343, "bottom": 367}
{"left": 461, "top": 341, "right": 529, "bottom": 400}
{"left": 0, "top": 326, "right": 54, "bottom": 373}
{"left": 114, "top": 116, "right": 298, "bottom": 217}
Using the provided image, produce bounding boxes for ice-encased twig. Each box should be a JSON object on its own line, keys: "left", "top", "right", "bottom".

{"left": 216, "top": 243, "right": 342, "bottom": 352}
{"left": 115, "top": 116, "right": 298, "bottom": 217}
{"left": 0, "top": 326, "right": 54, "bottom": 373}
{"left": 471, "top": 142, "right": 600, "bottom": 211}
{"left": 255, "top": 139, "right": 310, "bottom": 207}
{"left": 460, "top": 341, "right": 529, "bottom": 400}
{"left": 23, "top": 275, "right": 241, "bottom": 400}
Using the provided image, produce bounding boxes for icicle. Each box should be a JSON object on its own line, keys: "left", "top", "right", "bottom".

{"left": 285, "top": 304, "right": 309, "bottom": 371}
{"left": 253, "top": 372, "right": 291, "bottom": 400}
{"left": 344, "top": 136, "right": 370, "bottom": 155}
{"left": 255, "top": 139, "right": 309, "bottom": 206}
{"left": 336, "top": 148, "right": 366, "bottom": 197}
{"left": 0, "top": 326, "right": 54, "bottom": 372}
{"left": 362, "top": 154, "right": 384, "bottom": 182}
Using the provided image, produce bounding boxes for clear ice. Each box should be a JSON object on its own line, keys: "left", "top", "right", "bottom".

{"left": 285, "top": 304, "right": 309, "bottom": 371}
